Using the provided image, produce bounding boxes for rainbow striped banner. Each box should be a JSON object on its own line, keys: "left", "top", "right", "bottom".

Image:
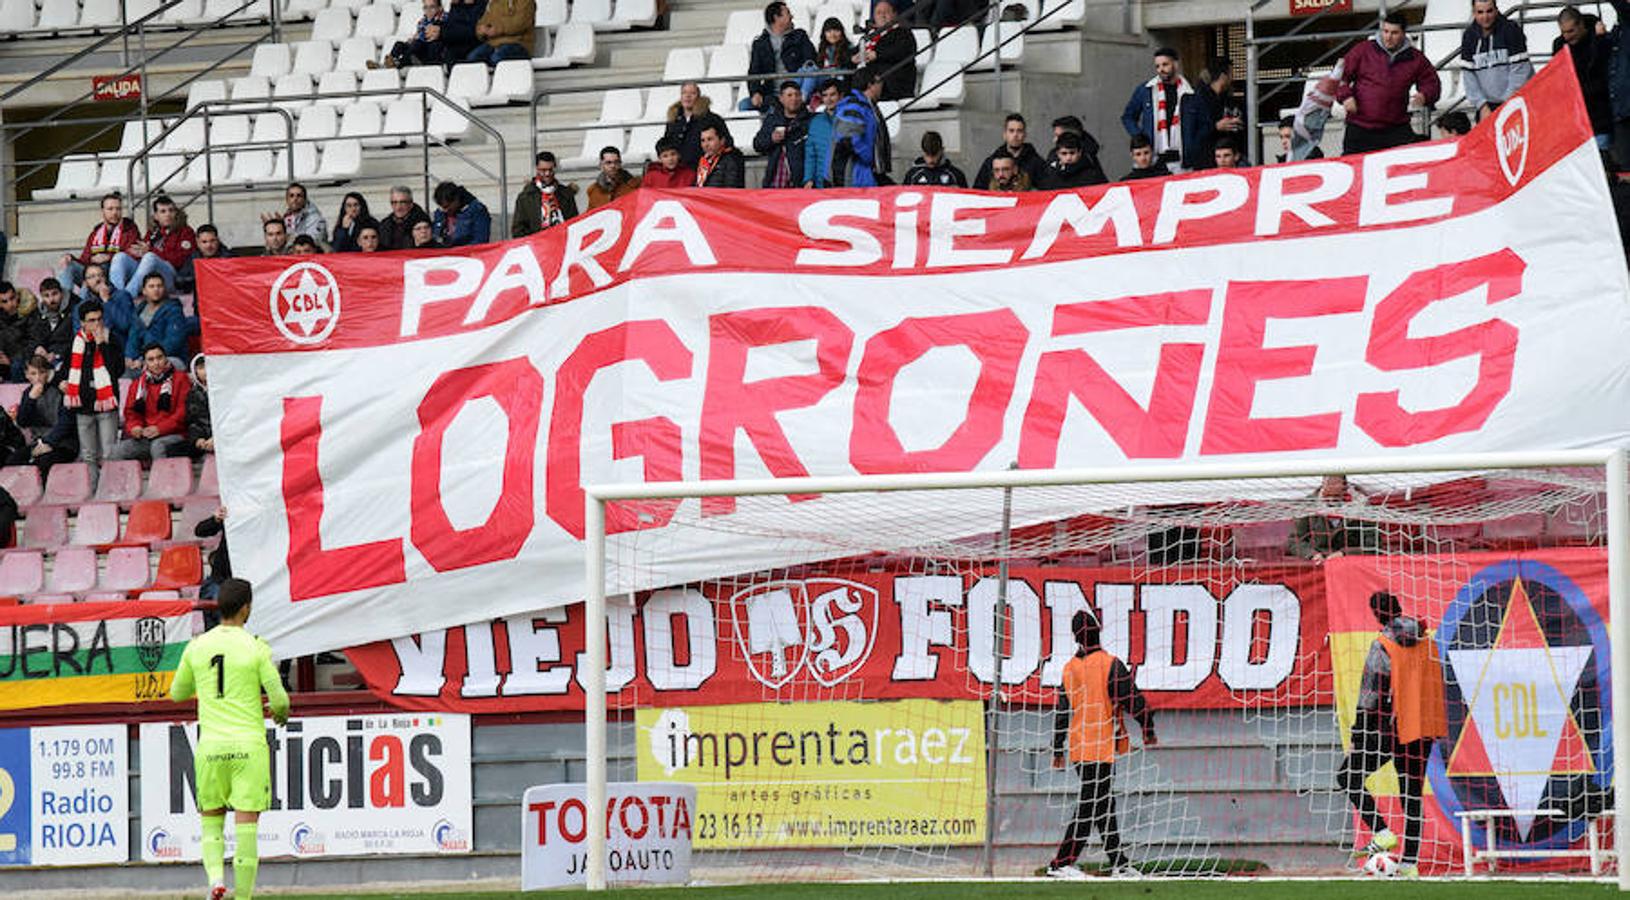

{"left": 0, "top": 601, "right": 198, "bottom": 711}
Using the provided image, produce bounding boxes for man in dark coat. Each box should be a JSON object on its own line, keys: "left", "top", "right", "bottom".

{"left": 754, "top": 81, "right": 813, "bottom": 187}
{"left": 1041, "top": 132, "right": 1108, "bottom": 188}
{"left": 856, "top": 0, "right": 916, "bottom": 101}
{"left": 696, "top": 116, "right": 746, "bottom": 188}
{"left": 974, "top": 113, "right": 1050, "bottom": 189}
{"left": 746, "top": 1, "right": 816, "bottom": 111}
{"left": 379, "top": 186, "right": 433, "bottom": 250}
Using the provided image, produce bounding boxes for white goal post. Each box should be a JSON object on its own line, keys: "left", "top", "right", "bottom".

{"left": 583, "top": 449, "right": 1630, "bottom": 890}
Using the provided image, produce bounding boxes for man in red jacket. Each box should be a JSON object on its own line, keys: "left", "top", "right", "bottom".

{"left": 109, "top": 195, "right": 196, "bottom": 298}
{"left": 642, "top": 137, "right": 696, "bottom": 189}
{"left": 57, "top": 193, "right": 139, "bottom": 299}
{"left": 1336, "top": 12, "right": 1441, "bottom": 155}
{"left": 112, "top": 343, "right": 190, "bottom": 461}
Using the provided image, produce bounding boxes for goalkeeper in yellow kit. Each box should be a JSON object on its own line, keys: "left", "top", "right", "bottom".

{"left": 169, "top": 577, "right": 290, "bottom": 900}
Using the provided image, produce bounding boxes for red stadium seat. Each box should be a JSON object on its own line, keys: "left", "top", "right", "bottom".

{"left": 102, "top": 546, "right": 151, "bottom": 591}
{"left": 176, "top": 499, "right": 217, "bottom": 542}
{"left": 45, "top": 546, "right": 97, "bottom": 594}
{"left": 0, "top": 466, "right": 43, "bottom": 507}
{"left": 197, "top": 454, "right": 219, "bottom": 495}
{"left": 152, "top": 544, "right": 202, "bottom": 590}
{"left": 146, "top": 457, "right": 194, "bottom": 501}
{"left": 42, "top": 463, "right": 91, "bottom": 505}
{"left": 0, "top": 551, "right": 44, "bottom": 595}
{"left": 22, "top": 506, "right": 69, "bottom": 549}
{"left": 124, "top": 500, "right": 174, "bottom": 544}
{"left": 74, "top": 503, "right": 121, "bottom": 546}
{"left": 24, "top": 594, "right": 76, "bottom": 605}
{"left": 95, "top": 460, "right": 143, "bottom": 504}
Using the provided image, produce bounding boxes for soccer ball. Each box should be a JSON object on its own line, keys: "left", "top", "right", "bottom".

{"left": 1363, "top": 852, "right": 1400, "bottom": 878}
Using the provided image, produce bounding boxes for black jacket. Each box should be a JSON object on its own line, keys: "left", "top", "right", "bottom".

{"left": 748, "top": 27, "right": 817, "bottom": 103}
{"left": 753, "top": 105, "right": 812, "bottom": 186}
{"left": 186, "top": 382, "right": 211, "bottom": 448}
{"left": 378, "top": 204, "right": 432, "bottom": 251}
{"left": 25, "top": 305, "right": 73, "bottom": 362}
{"left": 1557, "top": 30, "right": 1614, "bottom": 134}
{"left": 0, "top": 310, "right": 34, "bottom": 365}
{"left": 331, "top": 217, "right": 378, "bottom": 253}
{"left": 974, "top": 141, "right": 1049, "bottom": 190}
{"left": 663, "top": 100, "right": 713, "bottom": 169}
{"left": 511, "top": 179, "right": 580, "bottom": 237}
{"left": 16, "top": 384, "right": 75, "bottom": 457}
{"left": 195, "top": 514, "right": 230, "bottom": 583}
{"left": 902, "top": 157, "right": 968, "bottom": 187}
{"left": 862, "top": 23, "right": 917, "bottom": 101}
{"left": 699, "top": 148, "right": 746, "bottom": 188}
{"left": 442, "top": 0, "right": 488, "bottom": 62}
{"left": 1120, "top": 164, "right": 1170, "bottom": 180}
{"left": 1041, "top": 154, "right": 1108, "bottom": 189}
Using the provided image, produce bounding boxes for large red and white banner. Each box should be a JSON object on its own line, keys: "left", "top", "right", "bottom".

{"left": 200, "top": 58, "right": 1630, "bottom": 658}
{"left": 344, "top": 564, "right": 1329, "bottom": 712}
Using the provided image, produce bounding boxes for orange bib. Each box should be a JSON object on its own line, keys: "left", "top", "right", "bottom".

{"left": 1380, "top": 635, "right": 1448, "bottom": 743}
{"left": 1062, "top": 651, "right": 1128, "bottom": 763}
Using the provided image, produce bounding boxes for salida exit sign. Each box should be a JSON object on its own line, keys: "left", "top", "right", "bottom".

{"left": 1291, "top": 0, "right": 1353, "bottom": 14}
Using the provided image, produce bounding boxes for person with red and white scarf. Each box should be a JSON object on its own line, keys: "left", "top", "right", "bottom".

{"left": 112, "top": 343, "right": 190, "bottom": 462}
{"left": 58, "top": 193, "right": 139, "bottom": 300}
{"left": 61, "top": 299, "right": 125, "bottom": 486}
{"left": 1120, "top": 47, "right": 1215, "bottom": 173}
{"left": 511, "top": 151, "right": 579, "bottom": 237}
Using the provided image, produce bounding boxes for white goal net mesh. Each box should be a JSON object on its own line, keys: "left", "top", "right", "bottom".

{"left": 595, "top": 465, "right": 1616, "bottom": 881}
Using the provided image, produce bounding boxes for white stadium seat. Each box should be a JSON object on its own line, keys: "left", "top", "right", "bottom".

{"left": 445, "top": 62, "right": 488, "bottom": 103}
{"left": 35, "top": 155, "right": 98, "bottom": 201}
{"left": 591, "top": 88, "right": 642, "bottom": 125}
{"left": 274, "top": 142, "right": 321, "bottom": 180}
{"left": 250, "top": 43, "right": 293, "bottom": 80}
{"left": 209, "top": 113, "right": 252, "bottom": 147}
{"left": 395, "top": 5, "right": 419, "bottom": 38}
{"left": 354, "top": 3, "right": 396, "bottom": 39}
{"left": 722, "top": 9, "right": 759, "bottom": 45}
{"left": 125, "top": 0, "right": 164, "bottom": 22}
{"left": 295, "top": 102, "right": 340, "bottom": 141}
{"left": 612, "top": 0, "right": 657, "bottom": 28}
{"left": 380, "top": 97, "right": 426, "bottom": 144}
{"left": 707, "top": 43, "right": 749, "bottom": 79}
{"left": 535, "top": 0, "right": 566, "bottom": 27}
{"left": 624, "top": 123, "right": 665, "bottom": 164}
{"left": 534, "top": 21, "right": 594, "bottom": 67}
{"left": 932, "top": 26, "right": 978, "bottom": 66}
{"left": 428, "top": 96, "right": 474, "bottom": 141}
{"left": 291, "top": 40, "right": 335, "bottom": 77}
{"left": 316, "top": 69, "right": 359, "bottom": 104}
{"left": 336, "top": 101, "right": 383, "bottom": 138}
{"left": 227, "top": 148, "right": 277, "bottom": 185}
{"left": 36, "top": 0, "right": 81, "bottom": 30}
{"left": 569, "top": 127, "right": 626, "bottom": 167}
{"left": 663, "top": 47, "right": 705, "bottom": 83}
{"left": 272, "top": 72, "right": 314, "bottom": 110}
{"left": 359, "top": 66, "right": 401, "bottom": 103}
{"left": 185, "top": 79, "right": 227, "bottom": 109}
{"left": 228, "top": 75, "right": 270, "bottom": 101}
{"left": 911, "top": 29, "right": 932, "bottom": 61}
{"left": 0, "top": 0, "right": 38, "bottom": 33}
{"left": 972, "top": 25, "right": 1022, "bottom": 69}
{"left": 334, "top": 36, "right": 378, "bottom": 71}
{"left": 812, "top": 2, "right": 853, "bottom": 33}
{"left": 642, "top": 84, "right": 678, "bottom": 122}
{"left": 485, "top": 58, "right": 533, "bottom": 104}
{"left": 403, "top": 63, "right": 446, "bottom": 95}
{"left": 283, "top": 0, "right": 326, "bottom": 19}
{"left": 252, "top": 111, "right": 291, "bottom": 142}
{"left": 80, "top": 0, "right": 121, "bottom": 31}
{"left": 158, "top": 0, "right": 205, "bottom": 24}
{"left": 569, "top": 0, "right": 616, "bottom": 30}
{"left": 316, "top": 138, "right": 361, "bottom": 178}
{"left": 917, "top": 59, "right": 964, "bottom": 108}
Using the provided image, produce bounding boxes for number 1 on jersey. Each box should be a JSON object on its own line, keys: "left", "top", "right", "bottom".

{"left": 210, "top": 653, "right": 225, "bottom": 698}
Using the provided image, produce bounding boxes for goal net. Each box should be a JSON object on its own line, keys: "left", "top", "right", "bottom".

{"left": 584, "top": 455, "right": 1625, "bottom": 884}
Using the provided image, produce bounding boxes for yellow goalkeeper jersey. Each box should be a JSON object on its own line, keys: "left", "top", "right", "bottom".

{"left": 169, "top": 625, "right": 290, "bottom": 747}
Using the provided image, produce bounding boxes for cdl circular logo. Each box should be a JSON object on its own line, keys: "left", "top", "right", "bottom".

{"left": 269, "top": 261, "right": 341, "bottom": 345}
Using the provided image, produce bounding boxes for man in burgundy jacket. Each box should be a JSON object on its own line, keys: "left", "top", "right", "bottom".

{"left": 112, "top": 343, "right": 191, "bottom": 461}
{"left": 1336, "top": 12, "right": 1441, "bottom": 155}
{"left": 109, "top": 194, "right": 195, "bottom": 298}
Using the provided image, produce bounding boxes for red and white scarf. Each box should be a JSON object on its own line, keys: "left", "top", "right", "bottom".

{"left": 88, "top": 220, "right": 127, "bottom": 256}
{"left": 536, "top": 180, "right": 564, "bottom": 228}
{"left": 862, "top": 21, "right": 898, "bottom": 57}
{"left": 63, "top": 330, "right": 117, "bottom": 412}
{"left": 1146, "top": 75, "right": 1194, "bottom": 164}
{"left": 130, "top": 366, "right": 175, "bottom": 417}
{"left": 696, "top": 153, "right": 718, "bottom": 187}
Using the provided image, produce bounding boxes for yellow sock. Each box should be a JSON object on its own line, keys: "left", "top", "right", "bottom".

{"left": 233, "top": 821, "right": 259, "bottom": 899}
{"left": 200, "top": 814, "right": 225, "bottom": 886}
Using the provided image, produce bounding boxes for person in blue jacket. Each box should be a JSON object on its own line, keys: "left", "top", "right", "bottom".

{"left": 124, "top": 273, "right": 190, "bottom": 369}
{"left": 803, "top": 79, "right": 842, "bottom": 188}
{"left": 1121, "top": 46, "right": 1214, "bottom": 173}
{"left": 432, "top": 181, "right": 492, "bottom": 247}
{"left": 830, "top": 67, "right": 891, "bottom": 187}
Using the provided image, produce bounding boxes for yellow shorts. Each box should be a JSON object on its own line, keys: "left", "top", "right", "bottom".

{"left": 194, "top": 742, "right": 272, "bottom": 813}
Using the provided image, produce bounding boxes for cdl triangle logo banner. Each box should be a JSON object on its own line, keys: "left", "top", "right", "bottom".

{"left": 196, "top": 55, "right": 1630, "bottom": 659}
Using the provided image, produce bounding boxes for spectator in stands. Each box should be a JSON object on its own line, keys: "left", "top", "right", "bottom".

{"left": 1337, "top": 12, "right": 1441, "bottom": 154}
{"left": 987, "top": 148, "right": 1031, "bottom": 192}
{"left": 1275, "top": 115, "right": 1324, "bottom": 162}
{"left": 433, "top": 181, "right": 492, "bottom": 246}
{"left": 814, "top": 16, "right": 854, "bottom": 74}
{"left": 1047, "top": 115, "right": 1106, "bottom": 181}
{"left": 903, "top": 130, "right": 967, "bottom": 186}
{"left": 974, "top": 113, "right": 1048, "bottom": 189}
{"left": 746, "top": 2, "right": 816, "bottom": 111}
{"left": 74, "top": 263, "right": 135, "bottom": 357}
{"left": 588, "top": 147, "right": 642, "bottom": 208}
{"left": 13, "top": 354, "right": 77, "bottom": 473}
{"left": 643, "top": 136, "right": 696, "bottom": 189}
{"left": 441, "top": 0, "right": 487, "bottom": 63}
{"left": 665, "top": 81, "right": 712, "bottom": 169}
{"left": 291, "top": 235, "right": 323, "bottom": 254}
{"left": 1198, "top": 57, "right": 1247, "bottom": 162}
{"left": 187, "top": 354, "right": 212, "bottom": 457}
{"left": 512, "top": 151, "right": 579, "bottom": 236}
{"left": 0, "top": 285, "right": 33, "bottom": 383}
{"left": 357, "top": 225, "right": 382, "bottom": 251}
{"left": 830, "top": 67, "right": 891, "bottom": 186}
{"left": 1460, "top": 0, "right": 1532, "bottom": 119}
{"left": 110, "top": 195, "right": 195, "bottom": 299}
{"left": 386, "top": 0, "right": 449, "bottom": 68}
{"left": 196, "top": 507, "right": 231, "bottom": 600}
{"left": 1120, "top": 134, "right": 1168, "bottom": 180}
{"left": 756, "top": 81, "right": 813, "bottom": 187}
{"left": 855, "top": 0, "right": 915, "bottom": 102}
{"left": 258, "top": 219, "right": 290, "bottom": 256}
{"left": 113, "top": 343, "right": 190, "bottom": 462}
{"left": 1436, "top": 111, "right": 1472, "bottom": 137}
{"left": 1213, "top": 135, "right": 1247, "bottom": 168}
{"left": 1042, "top": 132, "right": 1107, "bottom": 188}
{"left": 1288, "top": 475, "right": 1381, "bottom": 561}
{"left": 175, "top": 224, "right": 231, "bottom": 295}
{"left": 62, "top": 300, "right": 123, "bottom": 486}
{"left": 1122, "top": 47, "right": 1213, "bottom": 173}
{"left": 24, "top": 278, "right": 71, "bottom": 376}
{"left": 380, "top": 186, "right": 432, "bottom": 250}
{"left": 261, "top": 182, "right": 327, "bottom": 242}
{"left": 331, "top": 192, "right": 379, "bottom": 253}
{"left": 411, "top": 220, "right": 438, "bottom": 248}
{"left": 125, "top": 273, "right": 189, "bottom": 369}
{"left": 467, "top": 0, "right": 535, "bottom": 65}
{"left": 59, "top": 193, "right": 138, "bottom": 298}
{"left": 696, "top": 116, "right": 747, "bottom": 188}
{"left": 803, "top": 79, "right": 843, "bottom": 188}
{"left": 1557, "top": 6, "right": 1614, "bottom": 149}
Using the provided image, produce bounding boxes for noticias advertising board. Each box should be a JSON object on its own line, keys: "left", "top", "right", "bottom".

{"left": 0, "top": 724, "right": 128, "bottom": 866}
{"left": 139, "top": 713, "right": 471, "bottom": 861}
{"left": 636, "top": 698, "right": 986, "bottom": 849}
